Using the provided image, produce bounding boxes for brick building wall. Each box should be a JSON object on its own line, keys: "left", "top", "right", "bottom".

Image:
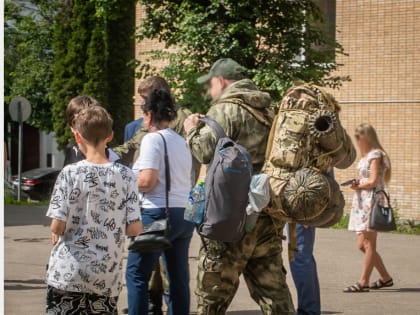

{"left": 134, "top": 1, "right": 420, "bottom": 219}
{"left": 133, "top": 5, "right": 166, "bottom": 119}
{"left": 332, "top": 0, "right": 420, "bottom": 220}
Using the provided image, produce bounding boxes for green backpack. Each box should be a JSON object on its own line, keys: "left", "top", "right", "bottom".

{"left": 263, "top": 84, "right": 355, "bottom": 227}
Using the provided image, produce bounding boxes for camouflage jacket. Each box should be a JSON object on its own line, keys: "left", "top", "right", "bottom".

{"left": 186, "top": 79, "right": 274, "bottom": 172}
{"left": 113, "top": 107, "right": 192, "bottom": 165}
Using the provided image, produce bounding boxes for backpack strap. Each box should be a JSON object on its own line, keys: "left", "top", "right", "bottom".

{"left": 264, "top": 114, "right": 280, "bottom": 161}
{"left": 222, "top": 97, "right": 273, "bottom": 128}
{"left": 287, "top": 222, "right": 298, "bottom": 262}
{"left": 200, "top": 117, "right": 227, "bottom": 140}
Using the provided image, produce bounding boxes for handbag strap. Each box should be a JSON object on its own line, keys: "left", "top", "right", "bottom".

{"left": 374, "top": 189, "right": 391, "bottom": 206}
{"left": 157, "top": 132, "right": 171, "bottom": 221}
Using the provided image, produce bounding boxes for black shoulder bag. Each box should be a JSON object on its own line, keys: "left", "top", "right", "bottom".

{"left": 369, "top": 190, "right": 397, "bottom": 232}
{"left": 128, "top": 133, "right": 172, "bottom": 253}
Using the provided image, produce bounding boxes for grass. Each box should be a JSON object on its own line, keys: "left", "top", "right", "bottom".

{"left": 4, "top": 195, "right": 50, "bottom": 206}
{"left": 331, "top": 213, "right": 420, "bottom": 235}
{"left": 3, "top": 186, "right": 50, "bottom": 206}
{"left": 331, "top": 214, "right": 350, "bottom": 230}
{"left": 396, "top": 220, "right": 420, "bottom": 235}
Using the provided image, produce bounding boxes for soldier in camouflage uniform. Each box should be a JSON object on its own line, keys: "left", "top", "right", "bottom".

{"left": 184, "top": 58, "right": 295, "bottom": 315}
{"left": 113, "top": 107, "right": 191, "bottom": 166}
{"left": 114, "top": 76, "right": 194, "bottom": 315}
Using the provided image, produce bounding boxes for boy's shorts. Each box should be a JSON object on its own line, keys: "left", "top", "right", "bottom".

{"left": 46, "top": 285, "right": 118, "bottom": 315}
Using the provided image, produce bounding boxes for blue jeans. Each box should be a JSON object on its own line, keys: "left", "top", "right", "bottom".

{"left": 289, "top": 224, "right": 321, "bottom": 315}
{"left": 126, "top": 207, "right": 194, "bottom": 315}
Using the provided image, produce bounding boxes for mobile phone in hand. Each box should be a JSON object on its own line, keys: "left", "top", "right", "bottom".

{"left": 340, "top": 179, "right": 356, "bottom": 186}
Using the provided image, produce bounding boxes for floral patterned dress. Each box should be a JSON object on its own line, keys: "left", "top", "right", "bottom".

{"left": 348, "top": 149, "right": 389, "bottom": 232}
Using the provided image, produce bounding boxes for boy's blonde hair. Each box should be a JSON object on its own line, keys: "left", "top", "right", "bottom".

{"left": 73, "top": 106, "right": 113, "bottom": 146}
{"left": 355, "top": 123, "right": 392, "bottom": 184}
{"left": 66, "top": 95, "right": 100, "bottom": 127}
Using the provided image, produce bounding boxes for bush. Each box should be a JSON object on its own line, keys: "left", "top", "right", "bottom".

{"left": 331, "top": 214, "right": 349, "bottom": 230}
{"left": 330, "top": 206, "right": 420, "bottom": 235}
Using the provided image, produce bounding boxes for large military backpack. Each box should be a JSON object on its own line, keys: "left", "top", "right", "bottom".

{"left": 263, "top": 84, "right": 356, "bottom": 227}
{"left": 198, "top": 117, "right": 252, "bottom": 242}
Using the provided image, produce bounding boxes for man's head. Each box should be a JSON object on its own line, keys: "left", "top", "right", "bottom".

{"left": 197, "top": 58, "right": 247, "bottom": 100}
{"left": 138, "top": 76, "right": 172, "bottom": 106}
{"left": 66, "top": 95, "right": 100, "bottom": 128}
{"left": 73, "top": 106, "right": 113, "bottom": 149}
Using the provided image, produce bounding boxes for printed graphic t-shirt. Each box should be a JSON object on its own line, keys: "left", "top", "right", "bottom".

{"left": 46, "top": 160, "right": 141, "bottom": 297}
{"left": 132, "top": 128, "right": 192, "bottom": 208}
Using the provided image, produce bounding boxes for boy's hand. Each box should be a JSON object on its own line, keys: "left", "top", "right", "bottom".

{"left": 51, "top": 233, "right": 59, "bottom": 245}
{"left": 50, "top": 218, "right": 66, "bottom": 235}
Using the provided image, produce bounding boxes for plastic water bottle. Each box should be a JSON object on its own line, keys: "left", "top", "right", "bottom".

{"left": 184, "top": 181, "right": 206, "bottom": 224}
{"left": 245, "top": 209, "right": 259, "bottom": 233}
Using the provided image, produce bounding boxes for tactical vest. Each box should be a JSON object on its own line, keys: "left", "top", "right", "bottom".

{"left": 263, "top": 84, "right": 356, "bottom": 227}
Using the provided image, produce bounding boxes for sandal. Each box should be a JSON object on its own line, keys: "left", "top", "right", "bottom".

{"left": 343, "top": 282, "right": 370, "bottom": 293}
{"left": 370, "top": 278, "right": 393, "bottom": 289}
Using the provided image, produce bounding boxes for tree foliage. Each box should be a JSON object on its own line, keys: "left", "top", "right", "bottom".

{"left": 137, "top": 0, "right": 349, "bottom": 112}
{"left": 51, "top": 0, "right": 136, "bottom": 150}
{"left": 4, "top": 0, "right": 135, "bottom": 150}
{"left": 50, "top": 0, "right": 93, "bottom": 149}
{"left": 4, "top": 0, "right": 59, "bottom": 131}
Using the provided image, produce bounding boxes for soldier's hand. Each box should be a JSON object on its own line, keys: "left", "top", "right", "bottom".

{"left": 184, "top": 114, "right": 204, "bottom": 133}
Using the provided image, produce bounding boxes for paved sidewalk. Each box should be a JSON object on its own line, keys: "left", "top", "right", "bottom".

{"left": 4, "top": 205, "right": 420, "bottom": 314}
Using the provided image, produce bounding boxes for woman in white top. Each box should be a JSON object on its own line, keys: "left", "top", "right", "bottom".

{"left": 126, "top": 89, "right": 194, "bottom": 315}
{"left": 344, "top": 123, "right": 393, "bottom": 293}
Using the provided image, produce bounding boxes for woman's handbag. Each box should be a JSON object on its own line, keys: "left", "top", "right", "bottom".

{"left": 369, "top": 190, "right": 397, "bottom": 232}
{"left": 128, "top": 133, "right": 172, "bottom": 253}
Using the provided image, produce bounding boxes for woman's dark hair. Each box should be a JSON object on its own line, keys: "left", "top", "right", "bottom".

{"left": 143, "top": 89, "right": 177, "bottom": 123}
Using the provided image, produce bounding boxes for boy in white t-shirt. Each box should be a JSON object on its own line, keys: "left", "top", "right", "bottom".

{"left": 45, "top": 106, "right": 142, "bottom": 314}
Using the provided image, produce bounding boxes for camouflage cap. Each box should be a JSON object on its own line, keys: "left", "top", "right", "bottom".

{"left": 197, "top": 58, "right": 247, "bottom": 84}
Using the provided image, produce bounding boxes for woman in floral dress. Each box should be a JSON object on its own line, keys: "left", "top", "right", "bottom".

{"left": 343, "top": 123, "right": 393, "bottom": 293}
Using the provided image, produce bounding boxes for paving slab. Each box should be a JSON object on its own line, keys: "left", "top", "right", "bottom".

{"left": 4, "top": 205, "right": 420, "bottom": 314}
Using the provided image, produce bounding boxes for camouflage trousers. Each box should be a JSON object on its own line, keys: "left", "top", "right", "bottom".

{"left": 195, "top": 214, "right": 295, "bottom": 315}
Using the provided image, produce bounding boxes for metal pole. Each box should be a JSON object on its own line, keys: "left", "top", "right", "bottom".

{"left": 7, "top": 122, "right": 12, "bottom": 182}
{"left": 17, "top": 101, "right": 22, "bottom": 202}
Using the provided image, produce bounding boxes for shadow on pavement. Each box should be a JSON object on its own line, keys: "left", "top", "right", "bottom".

{"left": 191, "top": 311, "right": 344, "bottom": 315}
{"left": 4, "top": 205, "right": 50, "bottom": 227}
{"left": 4, "top": 279, "right": 46, "bottom": 291}
{"left": 399, "top": 288, "right": 420, "bottom": 293}
{"left": 374, "top": 287, "right": 420, "bottom": 293}
{"left": 226, "top": 312, "right": 261, "bottom": 315}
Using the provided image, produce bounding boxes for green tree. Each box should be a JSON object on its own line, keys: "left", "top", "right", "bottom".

{"left": 50, "top": 0, "right": 93, "bottom": 149}
{"left": 105, "top": 1, "right": 136, "bottom": 139}
{"left": 137, "top": 0, "right": 349, "bottom": 112}
{"left": 51, "top": 0, "right": 135, "bottom": 149}
{"left": 4, "top": 0, "right": 59, "bottom": 131}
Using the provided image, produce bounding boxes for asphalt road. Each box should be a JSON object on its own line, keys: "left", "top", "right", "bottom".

{"left": 4, "top": 204, "right": 420, "bottom": 314}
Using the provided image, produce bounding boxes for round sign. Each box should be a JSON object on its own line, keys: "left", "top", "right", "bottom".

{"left": 9, "top": 96, "right": 32, "bottom": 122}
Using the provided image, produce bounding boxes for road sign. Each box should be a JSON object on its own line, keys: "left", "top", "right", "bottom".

{"left": 9, "top": 96, "right": 32, "bottom": 201}
{"left": 9, "top": 96, "right": 32, "bottom": 122}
